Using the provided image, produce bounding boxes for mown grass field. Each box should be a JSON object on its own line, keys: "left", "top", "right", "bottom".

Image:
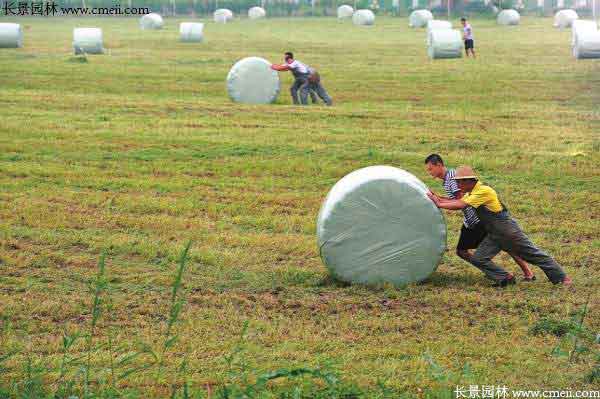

{"left": 0, "top": 15, "right": 599, "bottom": 398}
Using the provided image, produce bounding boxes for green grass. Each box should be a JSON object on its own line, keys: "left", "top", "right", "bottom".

{"left": 0, "top": 15, "right": 599, "bottom": 397}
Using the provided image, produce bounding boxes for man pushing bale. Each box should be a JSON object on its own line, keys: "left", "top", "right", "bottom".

{"left": 271, "top": 52, "right": 332, "bottom": 106}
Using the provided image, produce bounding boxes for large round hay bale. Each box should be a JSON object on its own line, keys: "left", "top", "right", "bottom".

{"left": 554, "top": 9, "right": 578, "bottom": 28}
{"left": 426, "top": 20, "right": 452, "bottom": 44}
{"left": 428, "top": 29, "right": 463, "bottom": 59}
{"left": 248, "top": 6, "right": 266, "bottom": 19}
{"left": 140, "top": 13, "right": 164, "bottom": 30}
{"left": 337, "top": 4, "right": 354, "bottom": 19}
{"left": 0, "top": 23, "right": 23, "bottom": 48}
{"left": 497, "top": 9, "right": 520, "bottom": 25}
{"left": 352, "top": 9, "right": 375, "bottom": 26}
{"left": 409, "top": 9, "right": 433, "bottom": 28}
{"left": 214, "top": 8, "right": 233, "bottom": 23}
{"left": 572, "top": 19, "right": 597, "bottom": 47}
{"left": 317, "top": 166, "right": 447, "bottom": 287}
{"left": 574, "top": 31, "right": 600, "bottom": 59}
{"left": 73, "top": 28, "right": 103, "bottom": 55}
{"left": 227, "top": 57, "right": 280, "bottom": 104}
{"left": 179, "top": 22, "right": 204, "bottom": 43}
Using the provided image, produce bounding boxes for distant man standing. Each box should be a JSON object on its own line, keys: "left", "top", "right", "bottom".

{"left": 427, "top": 166, "right": 572, "bottom": 287}
{"left": 461, "top": 17, "right": 475, "bottom": 58}
{"left": 425, "top": 154, "right": 536, "bottom": 281}
{"left": 271, "top": 52, "right": 332, "bottom": 106}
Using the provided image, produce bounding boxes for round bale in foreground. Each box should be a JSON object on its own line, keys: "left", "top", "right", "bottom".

{"left": 227, "top": 56, "right": 280, "bottom": 104}
{"left": 179, "top": 22, "right": 204, "bottom": 43}
{"left": 426, "top": 20, "right": 452, "bottom": 44}
{"left": 353, "top": 9, "right": 375, "bottom": 26}
{"left": 0, "top": 23, "right": 23, "bottom": 48}
{"left": 140, "top": 13, "right": 164, "bottom": 30}
{"left": 574, "top": 31, "right": 600, "bottom": 59}
{"left": 337, "top": 5, "right": 354, "bottom": 19}
{"left": 428, "top": 29, "right": 462, "bottom": 59}
{"left": 214, "top": 8, "right": 233, "bottom": 23}
{"left": 554, "top": 9, "right": 578, "bottom": 28}
{"left": 248, "top": 6, "right": 266, "bottom": 19}
{"left": 317, "top": 166, "right": 447, "bottom": 286}
{"left": 497, "top": 9, "right": 520, "bottom": 25}
{"left": 571, "top": 20, "right": 597, "bottom": 47}
{"left": 73, "top": 28, "right": 103, "bottom": 55}
{"left": 409, "top": 9, "right": 433, "bottom": 28}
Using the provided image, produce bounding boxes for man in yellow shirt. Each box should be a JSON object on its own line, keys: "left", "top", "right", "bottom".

{"left": 427, "top": 166, "right": 572, "bottom": 287}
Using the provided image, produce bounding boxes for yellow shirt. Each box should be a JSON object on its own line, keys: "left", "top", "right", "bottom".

{"left": 462, "top": 181, "right": 503, "bottom": 213}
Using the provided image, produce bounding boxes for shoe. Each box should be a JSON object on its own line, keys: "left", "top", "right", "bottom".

{"left": 493, "top": 276, "right": 516, "bottom": 288}
{"left": 523, "top": 275, "right": 536, "bottom": 282}
{"left": 556, "top": 276, "right": 573, "bottom": 286}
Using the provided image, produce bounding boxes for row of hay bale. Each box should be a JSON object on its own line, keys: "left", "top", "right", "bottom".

{"left": 408, "top": 11, "right": 462, "bottom": 59}
{"left": 140, "top": 8, "right": 260, "bottom": 28}
{"left": 552, "top": 9, "right": 600, "bottom": 59}
{"left": 337, "top": 5, "right": 375, "bottom": 26}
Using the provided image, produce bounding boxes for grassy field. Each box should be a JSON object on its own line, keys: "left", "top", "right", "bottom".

{"left": 0, "top": 15, "right": 599, "bottom": 398}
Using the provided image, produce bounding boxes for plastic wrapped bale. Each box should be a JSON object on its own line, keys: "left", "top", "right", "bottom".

{"left": 574, "top": 31, "right": 600, "bottom": 59}
{"left": 248, "top": 6, "right": 266, "bottom": 19}
{"left": 409, "top": 9, "right": 433, "bottom": 28}
{"left": 497, "top": 9, "right": 520, "bottom": 25}
{"left": 179, "top": 23, "right": 204, "bottom": 43}
{"left": 554, "top": 9, "right": 578, "bottom": 28}
{"left": 214, "top": 8, "right": 233, "bottom": 23}
{"left": 426, "top": 20, "right": 452, "bottom": 44}
{"left": 139, "top": 13, "right": 164, "bottom": 30}
{"left": 73, "top": 28, "right": 103, "bottom": 55}
{"left": 227, "top": 57, "right": 280, "bottom": 104}
{"left": 428, "top": 29, "right": 463, "bottom": 59}
{"left": 352, "top": 9, "right": 375, "bottom": 26}
{"left": 0, "top": 23, "right": 23, "bottom": 48}
{"left": 572, "top": 20, "right": 597, "bottom": 47}
{"left": 337, "top": 4, "right": 354, "bottom": 19}
{"left": 317, "top": 166, "right": 447, "bottom": 287}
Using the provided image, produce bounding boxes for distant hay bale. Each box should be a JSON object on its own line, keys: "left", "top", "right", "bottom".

{"left": 571, "top": 20, "right": 597, "bottom": 47}
{"left": 554, "top": 9, "right": 578, "bottom": 28}
{"left": 573, "top": 31, "right": 600, "bottom": 59}
{"left": 409, "top": 9, "right": 433, "bottom": 28}
{"left": 497, "top": 9, "right": 520, "bottom": 25}
{"left": 427, "top": 29, "right": 462, "bottom": 59}
{"left": 73, "top": 28, "right": 103, "bottom": 55}
{"left": 248, "top": 6, "right": 266, "bottom": 19}
{"left": 227, "top": 56, "right": 280, "bottom": 104}
{"left": 0, "top": 23, "right": 23, "bottom": 48}
{"left": 139, "top": 13, "right": 164, "bottom": 30}
{"left": 317, "top": 166, "right": 447, "bottom": 287}
{"left": 337, "top": 5, "right": 354, "bottom": 19}
{"left": 352, "top": 9, "right": 375, "bottom": 26}
{"left": 214, "top": 8, "right": 233, "bottom": 23}
{"left": 179, "top": 22, "right": 204, "bottom": 43}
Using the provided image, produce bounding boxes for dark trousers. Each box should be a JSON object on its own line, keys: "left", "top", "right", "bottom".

{"left": 309, "top": 81, "right": 332, "bottom": 106}
{"left": 290, "top": 77, "right": 310, "bottom": 105}
{"left": 470, "top": 209, "right": 566, "bottom": 284}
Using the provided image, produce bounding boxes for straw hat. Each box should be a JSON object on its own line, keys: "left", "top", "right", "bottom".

{"left": 453, "top": 166, "right": 478, "bottom": 180}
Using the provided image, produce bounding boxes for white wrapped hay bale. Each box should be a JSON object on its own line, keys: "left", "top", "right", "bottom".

{"left": 409, "top": 9, "right": 433, "bottom": 28}
{"left": 574, "top": 31, "right": 600, "bottom": 59}
{"left": 139, "top": 13, "right": 164, "bottom": 30}
{"left": 337, "top": 4, "right": 354, "bottom": 19}
{"left": 248, "top": 6, "right": 266, "bottom": 19}
{"left": 214, "top": 8, "right": 233, "bottom": 23}
{"left": 572, "top": 20, "right": 597, "bottom": 47}
{"left": 497, "top": 9, "right": 520, "bottom": 25}
{"left": 0, "top": 23, "right": 23, "bottom": 48}
{"left": 428, "top": 29, "right": 462, "bottom": 59}
{"left": 73, "top": 28, "right": 103, "bottom": 55}
{"left": 317, "top": 166, "right": 447, "bottom": 287}
{"left": 179, "top": 22, "right": 204, "bottom": 43}
{"left": 227, "top": 56, "right": 280, "bottom": 104}
{"left": 554, "top": 9, "right": 578, "bottom": 28}
{"left": 353, "top": 9, "right": 375, "bottom": 26}
{"left": 426, "top": 20, "right": 452, "bottom": 44}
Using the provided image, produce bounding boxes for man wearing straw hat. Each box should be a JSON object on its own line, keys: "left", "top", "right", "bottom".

{"left": 427, "top": 166, "right": 572, "bottom": 287}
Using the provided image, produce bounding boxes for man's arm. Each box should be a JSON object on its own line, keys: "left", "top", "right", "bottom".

{"left": 271, "top": 64, "right": 290, "bottom": 71}
{"left": 427, "top": 192, "right": 468, "bottom": 210}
